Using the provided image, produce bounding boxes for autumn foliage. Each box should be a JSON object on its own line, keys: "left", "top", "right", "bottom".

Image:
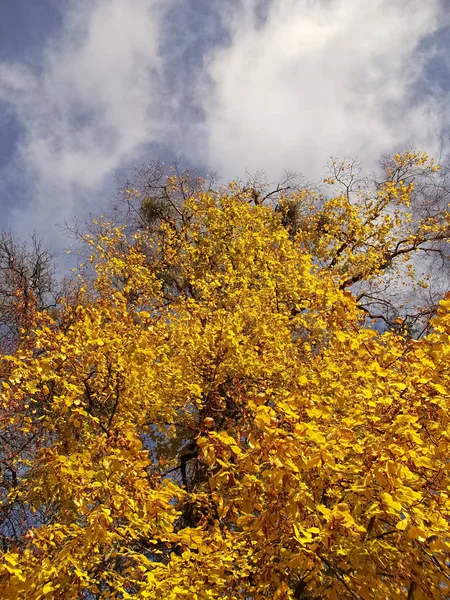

{"left": 1, "top": 152, "right": 450, "bottom": 599}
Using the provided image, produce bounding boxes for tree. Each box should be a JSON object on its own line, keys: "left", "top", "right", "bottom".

{"left": 0, "top": 231, "right": 58, "bottom": 354}
{"left": 0, "top": 231, "right": 62, "bottom": 563}
{"left": 1, "top": 151, "right": 450, "bottom": 599}
{"left": 116, "top": 152, "right": 450, "bottom": 336}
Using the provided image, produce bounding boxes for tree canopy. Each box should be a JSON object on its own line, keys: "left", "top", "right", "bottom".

{"left": 1, "top": 151, "right": 450, "bottom": 599}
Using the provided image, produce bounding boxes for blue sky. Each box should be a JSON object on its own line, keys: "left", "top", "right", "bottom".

{"left": 0, "top": 0, "right": 449, "bottom": 255}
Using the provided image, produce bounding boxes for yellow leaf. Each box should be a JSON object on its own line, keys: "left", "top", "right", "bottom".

{"left": 432, "top": 383, "right": 446, "bottom": 395}
{"left": 381, "top": 492, "right": 402, "bottom": 513}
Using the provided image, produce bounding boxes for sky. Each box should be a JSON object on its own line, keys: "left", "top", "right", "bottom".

{"left": 0, "top": 0, "right": 449, "bottom": 256}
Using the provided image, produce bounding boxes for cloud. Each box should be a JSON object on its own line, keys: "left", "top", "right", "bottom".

{"left": 198, "top": 0, "right": 450, "bottom": 181}
{"left": 0, "top": 0, "right": 449, "bottom": 256}
{"left": 0, "top": 0, "right": 169, "bottom": 245}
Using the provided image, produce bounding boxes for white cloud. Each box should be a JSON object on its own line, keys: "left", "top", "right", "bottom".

{"left": 198, "top": 0, "right": 449, "bottom": 181}
{"left": 0, "top": 0, "right": 449, "bottom": 254}
{"left": 0, "top": 0, "right": 168, "bottom": 245}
